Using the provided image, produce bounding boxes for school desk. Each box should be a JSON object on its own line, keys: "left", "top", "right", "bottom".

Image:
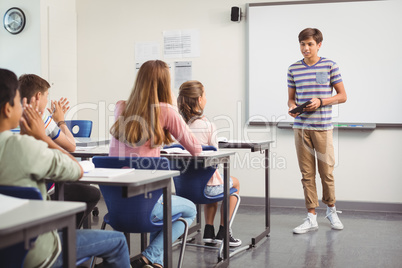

{"left": 76, "top": 169, "right": 180, "bottom": 268}
{"left": 219, "top": 140, "right": 273, "bottom": 246}
{"left": 74, "top": 137, "right": 110, "bottom": 147}
{"left": 160, "top": 151, "right": 235, "bottom": 268}
{"left": 71, "top": 144, "right": 109, "bottom": 159}
{"left": 0, "top": 199, "right": 85, "bottom": 268}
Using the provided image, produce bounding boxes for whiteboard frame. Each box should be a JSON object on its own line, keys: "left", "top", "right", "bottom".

{"left": 246, "top": 0, "right": 402, "bottom": 128}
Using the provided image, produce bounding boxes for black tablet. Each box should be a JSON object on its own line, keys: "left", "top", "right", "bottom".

{"left": 289, "top": 100, "right": 312, "bottom": 114}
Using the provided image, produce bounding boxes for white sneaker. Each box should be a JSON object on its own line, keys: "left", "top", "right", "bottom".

{"left": 293, "top": 213, "right": 319, "bottom": 234}
{"left": 325, "top": 206, "right": 344, "bottom": 230}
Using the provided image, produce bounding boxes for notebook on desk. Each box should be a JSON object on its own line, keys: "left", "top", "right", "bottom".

{"left": 160, "top": 147, "right": 191, "bottom": 154}
{"left": 160, "top": 148, "right": 214, "bottom": 155}
{"left": 83, "top": 168, "right": 135, "bottom": 178}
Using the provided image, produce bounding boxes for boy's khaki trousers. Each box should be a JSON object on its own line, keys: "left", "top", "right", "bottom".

{"left": 294, "top": 129, "right": 336, "bottom": 209}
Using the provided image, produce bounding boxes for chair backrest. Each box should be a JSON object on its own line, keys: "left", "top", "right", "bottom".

{"left": 164, "top": 144, "right": 225, "bottom": 204}
{"left": 0, "top": 186, "right": 42, "bottom": 268}
{"left": 65, "top": 120, "right": 93, "bottom": 137}
{"left": 0, "top": 185, "right": 43, "bottom": 200}
{"left": 92, "top": 156, "right": 170, "bottom": 233}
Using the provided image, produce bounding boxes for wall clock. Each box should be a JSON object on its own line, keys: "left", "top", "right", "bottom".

{"left": 3, "top": 7, "right": 26, "bottom": 34}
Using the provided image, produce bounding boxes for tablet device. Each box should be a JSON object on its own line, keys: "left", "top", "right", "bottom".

{"left": 289, "top": 100, "right": 312, "bottom": 114}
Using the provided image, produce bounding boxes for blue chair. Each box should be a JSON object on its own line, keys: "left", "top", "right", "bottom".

{"left": 0, "top": 185, "right": 42, "bottom": 200}
{"left": 65, "top": 120, "right": 93, "bottom": 137}
{"left": 164, "top": 144, "right": 240, "bottom": 257}
{"left": 92, "top": 156, "right": 189, "bottom": 268}
{"left": 0, "top": 186, "right": 92, "bottom": 267}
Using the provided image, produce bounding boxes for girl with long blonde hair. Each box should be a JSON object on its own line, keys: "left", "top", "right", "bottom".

{"left": 109, "top": 60, "right": 202, "bottom": 268}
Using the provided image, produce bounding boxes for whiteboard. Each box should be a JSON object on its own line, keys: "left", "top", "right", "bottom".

{"left": 247, "top": 0, "right": 402, "bottom": 125}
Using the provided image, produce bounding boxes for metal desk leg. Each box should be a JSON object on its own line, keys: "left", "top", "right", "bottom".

{"left": 55, "top": 182, "right": 65, "bottom": 201}
{"left": 62, "top": 215, "right": 77, "bottom": 268}
{"left": 265, "top": 148, "right": 270, "bottom": 234}
{"left": 215, "top": 162, "right": 230, "bottom": 267}
{"left": 163, "top": 182, "right": 172, "bottom": 268}
{"left": 251, "top": 148, "right": 271, "bottom": 246}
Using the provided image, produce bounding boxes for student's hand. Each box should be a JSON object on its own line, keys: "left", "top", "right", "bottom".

{"left": 304, "top": 98, "right": 321, "bottom": 112}
{"left": 48, "top": 98, "right": 70, "bottom": 123}
{"left": 26, "top": 96, "right": 41, "bottom": 113}
{"left": 58, "top": 98, "right": 70, "bottom": 113}
{"left": 20, "top": 104, "right": 47, "bottom": 141}
{"left": 288, "top": 105, "right": 299, "bottom": 118}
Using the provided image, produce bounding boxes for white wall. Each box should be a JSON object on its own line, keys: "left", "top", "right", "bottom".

{"left": 75, "top": 0, "right": 400, "bottom": 205}
{"left": 43, "top": 0, "right": 78, "bottom": 107}
{"left": 0, "top": 0, "right": 77, "bottom": 108}
{"left": 0, "top": 0, "right": 41, "bottom": 76}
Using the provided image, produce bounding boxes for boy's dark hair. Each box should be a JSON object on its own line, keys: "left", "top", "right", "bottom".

{"left": 298, "top": 28, "right": 323, "bottom": 44}
{"left": 0, "top": 68, "right": 19, "bottom": 111}
{"left": 18, "top": 74, "right": 50, "bottom": 102}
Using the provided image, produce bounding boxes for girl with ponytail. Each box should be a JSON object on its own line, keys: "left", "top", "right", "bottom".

{"left": 178, "top": 80, "right": 242, "bottom": 247}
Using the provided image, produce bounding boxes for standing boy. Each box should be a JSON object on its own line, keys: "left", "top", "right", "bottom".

{"left": 0, "top": 68, "right": 130, "bottom": 267}
{"left": 287, "top": 28, "right": 347, "bottom": 234}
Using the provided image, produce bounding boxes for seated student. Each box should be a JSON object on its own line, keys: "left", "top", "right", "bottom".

{"left": 177, "top": 80, "right": 242, "bottom": 247}
{"left": 18, "top": 74, "right": 100, "bottom": 228}
{"left": 18, "top": 74, "right": 76, "bottom": 152}
{"left": 0, "top": 68, "right": 130, "bottom": 268}
{"left": 109, "top": 60, "right": 202, "bottom": 268}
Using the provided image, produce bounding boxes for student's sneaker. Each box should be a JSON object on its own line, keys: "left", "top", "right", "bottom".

{"left": 203, "top": 224, "right": 217, "bottom": 244}
{"left": 325, "top": 206, "right": 344, "bottom": 230}
{"left": 215, "top": 225, "right": 242, "bottom": 247}
{"left": 293, "top": 213, "right": 319, "bottom": 234}
{"left": 131, "top": 255, "right": 162, "bottom": 268}
{"left": 131, "top": 256, "right": 148, "bottom": 268}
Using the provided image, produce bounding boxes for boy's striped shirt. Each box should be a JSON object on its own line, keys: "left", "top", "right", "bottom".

{"left": 287, "top": 57, "right": 342, "bottom": 130}
{"left": 42, "top": 110, "right": 61, "bottom": 140}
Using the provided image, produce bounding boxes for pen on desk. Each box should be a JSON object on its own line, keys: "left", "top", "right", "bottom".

{"left": 349, "top": 124, "right": 363, "bottom": 127}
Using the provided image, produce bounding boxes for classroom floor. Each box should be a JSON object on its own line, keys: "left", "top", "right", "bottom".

{"left": 88, "top": 199, "right": 402, "bottom": 268}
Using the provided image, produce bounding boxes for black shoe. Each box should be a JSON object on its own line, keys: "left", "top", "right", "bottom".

{"left": 131, "top": 256, "right": 147, "bottom": 268}
{"left": 131, "top": 256, "right": 162, "bottom": 268}
{"left": 215, "top": 225, "right": 242, "bottom": 247}
{"left": 203, "top": 224, "right": 216, "bottom": 244}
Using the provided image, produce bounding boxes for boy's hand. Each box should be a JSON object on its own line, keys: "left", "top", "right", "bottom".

{"left": 48, "top": 97, "right": 70, "bottom": 123}
{"left": 288, "top": 105, "right": 299, "bottom": 118}
{"left": 20, "top": 104, "right": 47, "bottom": 141}
{"left": 304, "top": 98, "right": 321, "bottom": 111}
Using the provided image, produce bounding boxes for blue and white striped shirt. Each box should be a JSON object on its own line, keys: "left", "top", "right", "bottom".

{"left": 287, "top": 57, "right": 342, "bottom": 130}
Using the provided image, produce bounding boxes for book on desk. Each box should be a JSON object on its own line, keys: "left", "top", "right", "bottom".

{"left": 83, "top": 166, "right": 135, "bottom": 178}
{"left": 160, "top": 147, "right": 214, "bottom": 155}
